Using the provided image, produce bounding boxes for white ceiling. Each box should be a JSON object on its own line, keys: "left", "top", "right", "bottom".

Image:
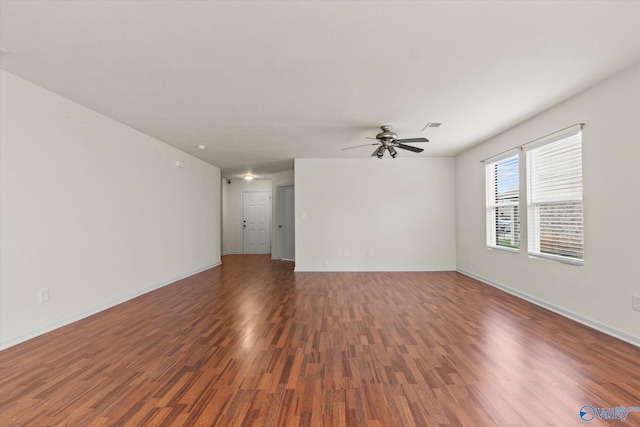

{"left": 1, "top": 1, "right": 639, "bottom": 178}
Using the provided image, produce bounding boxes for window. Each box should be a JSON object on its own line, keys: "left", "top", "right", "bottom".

{"left": 486, "top": 154, "right": 520, "bottom": 250}
{"left": 526, "top": 129, "right": 583, "bottom": 264}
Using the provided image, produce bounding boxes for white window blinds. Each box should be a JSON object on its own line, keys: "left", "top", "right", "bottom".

{"left": 526, "top": 128, "right": 583, "bottom": 264}
{"left": 486, "top": 154, "right": 520, "bottom": 249}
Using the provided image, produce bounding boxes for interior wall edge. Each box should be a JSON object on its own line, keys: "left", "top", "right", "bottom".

{"left": 293, "top": 266, "right": 456, "bottom": 273}
{"left": 457, "top": 269, "right": 640, "bottom": 349}
{"left": 0, "top": 261, "right": 222, "bottom": 351}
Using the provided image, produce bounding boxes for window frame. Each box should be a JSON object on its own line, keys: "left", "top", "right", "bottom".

{"left": 485, "top": 153, "right": 520, "bottom": 252}
{"left": 525, "top": 129, "right": 584, "bottom": 266}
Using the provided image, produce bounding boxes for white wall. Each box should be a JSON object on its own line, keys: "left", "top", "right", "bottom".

{"left": 0, "top": 70, "right": 221, "bottom": 349}
{"left": 295, "top": 158, "right": 456, "bottom": 271}
{"left": 271, "top": 170, "right": 295, "bottom": 260}
{"left": 456, "top": 63, "right": 640, "bottom": 344}
{"left": 221, "top": 178, "right": 272, "bottom": 254}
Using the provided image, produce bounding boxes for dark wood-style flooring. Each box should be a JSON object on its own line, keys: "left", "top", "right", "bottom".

{"left": 1, "top": 255, "right": 639, "bottom": 426}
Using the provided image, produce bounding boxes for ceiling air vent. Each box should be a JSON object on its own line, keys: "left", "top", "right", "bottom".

{"left": 421, "top": 122, "right": 442, "bottom": 131}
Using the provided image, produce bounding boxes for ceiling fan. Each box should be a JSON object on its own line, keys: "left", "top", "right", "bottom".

{"left": 343, "top": 125, "right": 429, "bottom": 158}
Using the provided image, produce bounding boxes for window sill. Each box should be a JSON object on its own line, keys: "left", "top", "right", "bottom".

{"left": 487, "top": 245, "right": 520, "bottom": 254}
{"left": 528, "top": 252, "right": 584, "bottom": 267}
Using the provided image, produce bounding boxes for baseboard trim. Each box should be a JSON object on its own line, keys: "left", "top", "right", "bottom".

{"left": 294, "top": 266, "right": 455, "bottom": 272}
{"left": 457, "top": 269, "right": 640, "bottom": 348}
{"left": 0, "top": 261, "right": 222, "bottom": 351}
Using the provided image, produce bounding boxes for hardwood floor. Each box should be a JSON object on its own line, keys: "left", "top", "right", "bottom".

{"left": 1, "top": 255, "right": 638, "bottom": 426}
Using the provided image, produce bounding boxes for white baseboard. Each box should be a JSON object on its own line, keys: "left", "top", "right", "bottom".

{"left": 0, "top": 261, "right": 222, "bottom": 351}
{"left": 457, "top": 269, "right": 640, "bottom": 348}
{"left": 294, "top": 266, "right": 455, "bottom": 272}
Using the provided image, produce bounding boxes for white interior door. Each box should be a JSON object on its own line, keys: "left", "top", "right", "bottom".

{"left": 243, "top": 191, "right": 271, "bottom": 254}
{"left": 276, "top": 184, "right": 295, "bottom": 260}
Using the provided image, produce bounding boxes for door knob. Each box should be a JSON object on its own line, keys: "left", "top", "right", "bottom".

{"left": 278, "top": 225, "right": 282, "bottom": 228}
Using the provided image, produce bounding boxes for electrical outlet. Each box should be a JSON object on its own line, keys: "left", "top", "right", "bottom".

{"left": 343, "top": 250, "right": 349, "bottom": 257}
{"left": 633, "top": 295, "right": 640, "bottom": 312}
{"left": 323, "top": 261, "right": 327, "bottom": 268}
{"left": 39, "top": 288, "right": 50, "bottom": 303}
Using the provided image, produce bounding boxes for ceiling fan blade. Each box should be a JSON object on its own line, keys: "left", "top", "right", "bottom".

{"left": 396, "top": 143, "right": 424, "bottom": 153}
{"left": 397, "top": 137, "right": 429, "bottom": 143}
{"left": 342, "top": 143, "right": 380, "bottom": 150}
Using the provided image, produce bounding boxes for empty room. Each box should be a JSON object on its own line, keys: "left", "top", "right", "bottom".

{"left": 1, "top": 1, "right": 639, "bottom": 426}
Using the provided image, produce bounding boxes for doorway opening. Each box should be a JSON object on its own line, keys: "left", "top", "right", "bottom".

{"left": 275, "top": 184, "right": 295, "bottom": 260}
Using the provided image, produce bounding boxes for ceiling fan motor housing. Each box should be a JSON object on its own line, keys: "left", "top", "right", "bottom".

{"left": 376, "top": 125, "right": 398, "bottom": 142}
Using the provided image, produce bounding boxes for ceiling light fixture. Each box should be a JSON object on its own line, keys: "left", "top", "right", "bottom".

{"left": 243, "top": 174, "right": 254, "bottom": 181}
{"left": 197, "top": 145, "right": 206, "bottom": 150}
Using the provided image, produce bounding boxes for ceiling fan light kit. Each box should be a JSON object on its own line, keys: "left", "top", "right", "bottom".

{"left": 343, "top": 125, "right": 430, "bottom": 159}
